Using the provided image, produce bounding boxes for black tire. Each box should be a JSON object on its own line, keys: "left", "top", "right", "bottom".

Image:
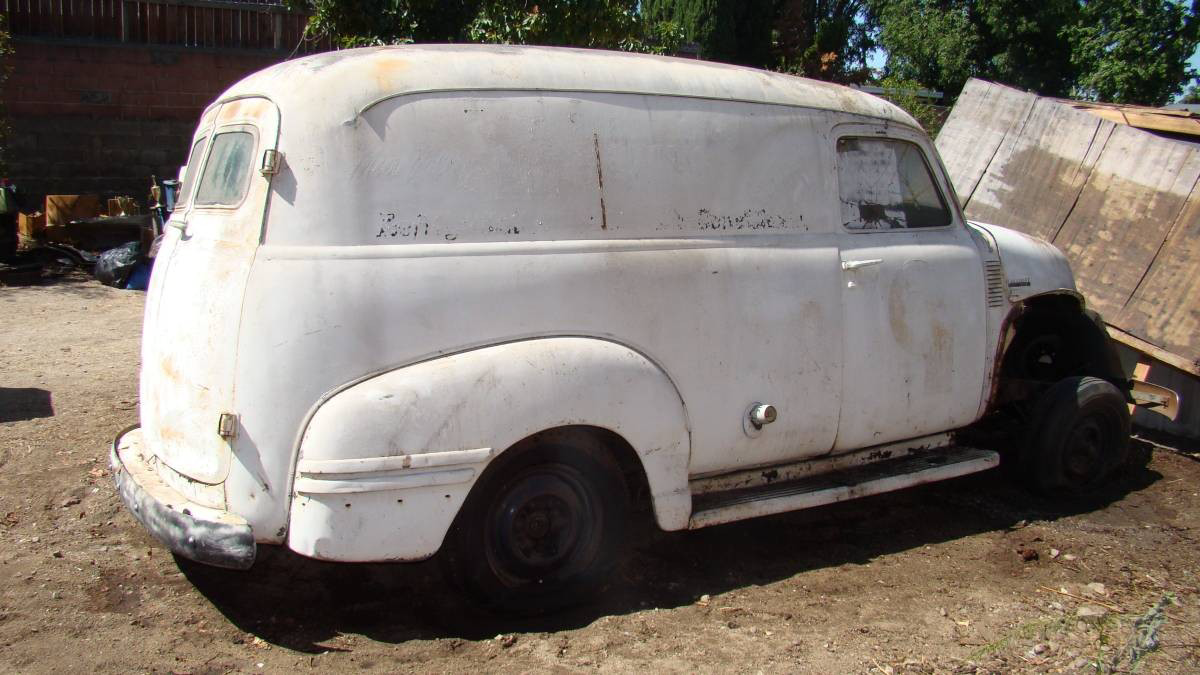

{"left": 441, "top": 440, "right": 629, "bottom": 613}
{"left": 1022, "top": 376, "right": 1130, "bottom": 498}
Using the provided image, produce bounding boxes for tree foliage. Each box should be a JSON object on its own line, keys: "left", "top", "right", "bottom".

{"left": 296, "top": 0, "right": 1200, "bottom": 105}
{"left": 642, "top": 0, "right": 872, "bottom": 81}
{"left": 641, "top": 0, "right": 776, "bottom": 67}
{"left": 299, "top": 0, "right": 682, "bottom": 53}
{"left": 878, "top": 75, "right": 946, "bottom": 133}
{"left": 1070, "top": 0, "right": 1200, "bottom": 105}
{"left": 870, "top": 0, "right": 1200, "bottom": 105}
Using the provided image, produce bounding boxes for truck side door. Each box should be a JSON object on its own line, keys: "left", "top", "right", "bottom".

{"left": 831, "top": 124, "right": 987, "bottom": 451}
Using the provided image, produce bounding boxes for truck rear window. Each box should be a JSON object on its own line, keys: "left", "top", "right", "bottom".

{"left": 195, "top": 131, "right": 255, "bottom": 207}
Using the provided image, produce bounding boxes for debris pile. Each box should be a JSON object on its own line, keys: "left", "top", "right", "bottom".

{"left": 0, "top": 177, "right": 178, "bottom": 288}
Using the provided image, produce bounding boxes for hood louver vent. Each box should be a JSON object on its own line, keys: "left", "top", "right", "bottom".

{"left": 985, "top": 261, "right": 1006, "bottom": 308}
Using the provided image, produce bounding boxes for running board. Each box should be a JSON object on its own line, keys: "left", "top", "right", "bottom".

{"left": 688, "top": 447, "right": 999, "bottom": 529}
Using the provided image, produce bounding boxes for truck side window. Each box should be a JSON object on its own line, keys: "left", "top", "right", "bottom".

{"left": 195, "top": 131, "right": 255, "bottom": 207}
{"left": 837, "top": 137, "right": 951, "bottom": 230}
{"left": 175, "top": 136, "right": 208, "bottom": 208}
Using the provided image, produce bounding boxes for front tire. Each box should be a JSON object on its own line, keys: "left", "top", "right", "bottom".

{"left": 1022, "top": 376, "right": 1130, "bottom": 498}
{"left": 442, "top": 440, "right": 629, "bottom": 613}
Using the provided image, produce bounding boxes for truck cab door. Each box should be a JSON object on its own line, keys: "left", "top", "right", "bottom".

{"left": 831, "top": 124, "right": 987, "bottom": 452}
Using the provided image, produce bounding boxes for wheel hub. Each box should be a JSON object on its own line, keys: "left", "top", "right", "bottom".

{"left": 488, "top": 466, "right": 597, "bottom": 580}
{"left": 1063, "top": 415, "right": 1109, "bottom": 484}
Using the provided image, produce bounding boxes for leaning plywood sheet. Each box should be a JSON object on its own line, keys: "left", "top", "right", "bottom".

{"left": 1050, "top": 124, "right": 1200, "bottom": 320}
{"left": 1117, "top": 190, "right": 1200, "bottom": 371}
{"left": 936, "top": 78, "right": 1200, "bottom": 370}
{"left": 935, "top": 79, "right": 1037, "bottom": 204}
{"left": 963, "top": 97, "right": 1113, "bottom": 243}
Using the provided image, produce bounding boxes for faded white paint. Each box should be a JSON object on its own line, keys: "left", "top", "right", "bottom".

{"left": 970, "top": 221, "right": 1079, "bottom": 303}
{"left": 128, "top": 46, "right": 1084, "bottom": 566}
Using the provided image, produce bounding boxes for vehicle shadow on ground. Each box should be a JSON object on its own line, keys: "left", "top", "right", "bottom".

{"left": 179, "top": 453, "right": 1161, "bottom": 653}
{"left": 0, "top": 387, "right": 54, "bottom": 423}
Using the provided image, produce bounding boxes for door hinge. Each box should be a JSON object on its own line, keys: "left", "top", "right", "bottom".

{"left": 217, "top": 412, "right": 239, "bottom": 439}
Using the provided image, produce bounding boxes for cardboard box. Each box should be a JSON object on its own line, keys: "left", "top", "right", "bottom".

{"left": 45, "top": 195, "right": 104, "bottom": 227}
{"left": 17, "top": 211, "right": 46, "bottom": 242}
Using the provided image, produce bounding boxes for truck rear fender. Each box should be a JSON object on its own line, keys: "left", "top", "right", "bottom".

{"left": 288, "top": 337, "right": 692, "bottom": 561}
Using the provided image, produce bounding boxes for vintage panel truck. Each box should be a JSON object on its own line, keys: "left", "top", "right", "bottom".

{"left": 111, "top": 45, "right": 1177, "bottom": 611}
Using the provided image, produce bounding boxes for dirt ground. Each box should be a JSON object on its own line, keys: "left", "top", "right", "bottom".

{"left": 2, "top": 274, "right": 1199, "bottom": 674}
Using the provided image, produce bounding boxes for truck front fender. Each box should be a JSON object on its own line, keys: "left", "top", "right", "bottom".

{"left": 288, "top": 337, "right": 692, "bottom": 562}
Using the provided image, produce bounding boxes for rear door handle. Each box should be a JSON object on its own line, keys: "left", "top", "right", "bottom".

{"left": 841, "top": 258, "right": 883, "bottom": 271}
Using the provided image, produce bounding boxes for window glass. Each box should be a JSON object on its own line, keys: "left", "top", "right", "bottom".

{"left": 175, "top": 136, "right": 207, "bottom": 207}
{"left": 195, "top": 131, "right": 256, "bottom": 206}
{"left": 837, "top": 137, "right": 951, "bottom": 230}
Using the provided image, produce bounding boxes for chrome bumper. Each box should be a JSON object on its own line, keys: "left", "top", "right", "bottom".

{"left": 110, "top": 425, "right": 255, "bottom": 570}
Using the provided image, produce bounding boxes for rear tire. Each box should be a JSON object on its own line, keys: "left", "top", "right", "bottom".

{"left": 442, "top": 440, "right": 628, "bottom": 614}
{"left": 1022, "top": 376, "right": 1130, "bottom": 498}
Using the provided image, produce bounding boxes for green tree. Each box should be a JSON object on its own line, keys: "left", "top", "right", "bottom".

{"left": 643, "top": 0, "right": 873, "bottom": 80}
{"left": 642, "top": 0, "right": 777, "bottom": 66}
{"left": 871, "top": 0, "right": 1200, "bottom": 105}
{"left": 878, "top": 75, "right": 946, "bottom": 133}
{"left": 301, "top": 0, "right": 481, "bottom": 46}
{"left": 298, "top": 0, "right": 681, "bottom": 52}
{"left": 467, "top": 1, "right": 682, "bottom": 52}
{"left": 773, "top": 0, "right": 874, "bottom": 82}
{"left": 870, "top": 0, "right": 1076, "bottom": 99}
{"left": 1070, "top": 0, "right": 1200, "bottom": 105}
{"left": 870, "top": 0, "right": 977, "bottom": 95}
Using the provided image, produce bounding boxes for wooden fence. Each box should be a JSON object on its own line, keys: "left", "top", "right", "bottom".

{"left": 3, "top": 0, "right": 329, "bottom": 53}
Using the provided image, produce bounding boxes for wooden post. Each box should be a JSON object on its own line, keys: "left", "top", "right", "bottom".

{"left": 120, "top": 0, "right": 131, "bottom": 42}
{"left": 272, "top": 11, "right": 282, "bottom": 50}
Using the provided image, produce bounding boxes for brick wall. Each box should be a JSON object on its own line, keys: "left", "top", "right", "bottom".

{"left": 3, "top": 38, "right": 289, "bottom": 203}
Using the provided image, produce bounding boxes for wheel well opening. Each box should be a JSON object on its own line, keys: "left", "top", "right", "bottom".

{"left": 496, "top": 425, "right": 653, "bottom": 513}
{"left": 995, "top": 294, "right": 1125, "bottom": 408}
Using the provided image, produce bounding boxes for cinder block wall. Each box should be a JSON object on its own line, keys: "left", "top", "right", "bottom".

{"left": 3, "top": 39, "right": 287, "bottom": 204}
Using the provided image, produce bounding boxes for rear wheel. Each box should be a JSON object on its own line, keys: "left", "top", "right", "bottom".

{"left": 442, "top": 441, "right": 628, "bottom": 613}
{"left": 1022, "top": 376, "right": 1130, "bottom": 498}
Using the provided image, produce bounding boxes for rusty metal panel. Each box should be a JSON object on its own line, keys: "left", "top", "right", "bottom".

{"left": 1050, "top": 125, "right": 1200, "bottom": 320}
{"left": 963, "top": 97, "right": 1113, "bottom": 244}
{"left": 935, "top": 78, "right": 1036, "bottom": 205}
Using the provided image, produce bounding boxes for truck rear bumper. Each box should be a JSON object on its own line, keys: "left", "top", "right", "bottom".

{"left": 110, "top": 425, "right": 255, "bottom": 570}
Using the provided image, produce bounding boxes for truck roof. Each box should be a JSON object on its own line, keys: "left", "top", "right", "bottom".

{"left": 218, "top": 44, "right": 918, "bottom": 129}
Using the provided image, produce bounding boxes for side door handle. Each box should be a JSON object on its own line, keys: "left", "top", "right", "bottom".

{"left": 841, "top": 258, "right": 883, "bottom": 271}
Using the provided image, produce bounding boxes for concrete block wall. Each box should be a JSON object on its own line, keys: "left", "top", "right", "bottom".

{"left": 3, "top": 38, "right": 287, "bottom": 202}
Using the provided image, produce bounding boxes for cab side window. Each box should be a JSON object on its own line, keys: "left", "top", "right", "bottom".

{"left": 837, "top": 137, "right": 951, "bottom": 230}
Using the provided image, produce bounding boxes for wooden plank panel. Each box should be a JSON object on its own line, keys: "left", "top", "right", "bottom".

{"left": 935, "top": 78, "right": 1037, "bottom": 208}
{"left": 1116, "top": 187, "right": 1200, "bottom": 367}
{"left": 1051, "top": 125, "right": 1200, "bottom": 320}
{"left": 961, "top": 96, "right": 1114, "bottom": 243}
